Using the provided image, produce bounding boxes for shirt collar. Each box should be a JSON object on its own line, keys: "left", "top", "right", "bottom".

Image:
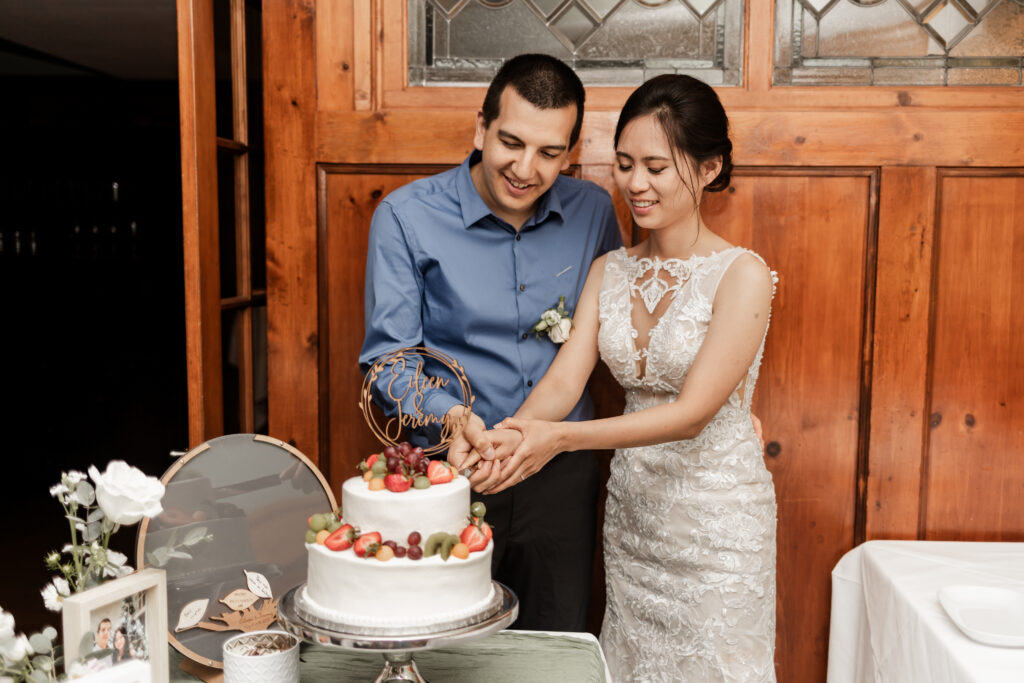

{"left": 456, "top": 150, "right": 565, "bottom": 230}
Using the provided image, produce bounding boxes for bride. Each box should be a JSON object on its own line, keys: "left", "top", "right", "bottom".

{"left": 464, "top": 74, "right": 777, "bottom": 682}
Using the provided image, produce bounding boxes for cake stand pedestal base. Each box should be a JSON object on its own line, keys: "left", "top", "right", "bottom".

{"left": 374, "top": 652, "right": 425, "bottom": 683}
{"left": 277, "top": 581, "right": 518, "bottom": 683}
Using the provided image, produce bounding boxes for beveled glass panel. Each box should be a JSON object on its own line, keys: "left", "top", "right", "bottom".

{"left": 775, "top": 0, "right": 1024, "bottom": 86}
{"left": 410, "top": 0, "right": 744, "bottom": 86}
{"left": 529, "top": 0, "right": 567, "bottom": 16}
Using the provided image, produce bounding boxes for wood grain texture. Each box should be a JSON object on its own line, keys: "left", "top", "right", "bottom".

{"left": 319, "top": 166, "right": 448, "bottom": 489}
{"left": 705, "top": 170, "right": 872, "bottom": 681}
{"left": 263, "top": 0, "right": 320, "bottom": 458}
{"left": 177, "top": 0, "right": 224, "bottom": 444}
{"left": 925, "top": 171, "right": 1024, "bottom": 541}
{"left": 866, "top": 167, "right": 936, "bottom": 540}
{"left": 317, "top": 110, "right": 1024, "bottom": 168}
{"left": 314, "top": 0, "right": 354, "bottom": 114}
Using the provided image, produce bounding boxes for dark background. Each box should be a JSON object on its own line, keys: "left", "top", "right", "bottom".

{"left": 0, "top": 27, "right": 187, "bottom": 631}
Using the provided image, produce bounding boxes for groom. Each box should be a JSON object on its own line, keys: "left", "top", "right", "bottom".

{"left": 359, "top": 53, "right": 622, "bottom": 631}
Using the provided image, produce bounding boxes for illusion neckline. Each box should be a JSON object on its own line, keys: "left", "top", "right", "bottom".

{"left": 618, "top": 245, "right": 742, "bottom": 267}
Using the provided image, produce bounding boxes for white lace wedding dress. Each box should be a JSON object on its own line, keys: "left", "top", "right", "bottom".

{"left": 597, "top": 246, "right": 777, "bottom": 683}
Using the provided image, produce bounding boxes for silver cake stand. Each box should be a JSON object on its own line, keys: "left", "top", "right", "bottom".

{"left": 277, "top": 581, "right": 518, "bottom": 682}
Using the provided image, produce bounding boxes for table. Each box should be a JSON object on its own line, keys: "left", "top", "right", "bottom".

{"left": 169, "top": 630, "right": 611, "bottom": 682}
{"left": 827, "top": 540, "right": 1024, "bottom": 683}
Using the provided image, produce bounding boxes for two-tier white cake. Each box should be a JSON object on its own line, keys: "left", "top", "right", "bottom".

{"left": 301, "top": 474, "right": 494, "bottom": 628}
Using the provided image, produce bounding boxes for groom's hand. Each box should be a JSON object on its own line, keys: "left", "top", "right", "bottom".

{"left": 446, "top": 407, "right": 493, "bottom": 472}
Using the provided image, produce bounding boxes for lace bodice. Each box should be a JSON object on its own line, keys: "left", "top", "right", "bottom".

{"left": 598, "top": 245, "right": 774, "bottom": 416}
{"left": 596, "top": 246, "right": 778, "bottom": 682}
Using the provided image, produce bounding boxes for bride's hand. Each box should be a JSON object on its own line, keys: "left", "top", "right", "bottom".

{"left": 487, "top": 428, "right": 523, "bottom": 460}
{"left": 483, "top": 417, "right": 562, "bottom": 494}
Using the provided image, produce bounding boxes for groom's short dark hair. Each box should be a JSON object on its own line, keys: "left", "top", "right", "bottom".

{"left": 481, "top": 54, "right": 586, "bottom": 149}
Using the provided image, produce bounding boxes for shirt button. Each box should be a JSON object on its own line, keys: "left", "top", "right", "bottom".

{"left": 519, "top": 284, "right": 526, "bottom": 292}
{"left": 515, "top": 234, "right": 521, "bottom": 241}
{"left": 527, "top": 380, "right": 533, "bottom": 387}
{"left": 521, "top": 333, "right": 528, "bottom": 340}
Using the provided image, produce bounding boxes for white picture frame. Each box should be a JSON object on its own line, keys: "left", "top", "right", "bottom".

{"left": 62, "top": 567, "right": 169, "bottom": 683}
{"left": 65, "top": 659, "right": 152, "bottom": 683}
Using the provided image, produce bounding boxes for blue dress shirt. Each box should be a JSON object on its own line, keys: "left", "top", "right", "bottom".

{"left": 359, "top": 151, "right": 623, "bottom": 446}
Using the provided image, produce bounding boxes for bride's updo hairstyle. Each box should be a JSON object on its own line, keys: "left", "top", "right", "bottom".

{"left": 614, "top": 74, "right": 733, "bottom": 195}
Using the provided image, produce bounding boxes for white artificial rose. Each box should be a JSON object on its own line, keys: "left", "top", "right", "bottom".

{"left": 548, "top": 317, "right": 573, "bottom": 344}
{"left": 0, "top": 609, "right": 14, "bottom": 642}
{"left": 0, "top": 633, "right": 32, "bottom": 662}
{"left": 88, "top": 461, "right": 165, "bottom": 525}
{"left": 541, "top": 309, "right": 561, "bottom": 327}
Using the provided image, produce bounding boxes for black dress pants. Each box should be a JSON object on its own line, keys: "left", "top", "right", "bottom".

{"left": 472, "top": 451, "right": 599, "bottom": 632}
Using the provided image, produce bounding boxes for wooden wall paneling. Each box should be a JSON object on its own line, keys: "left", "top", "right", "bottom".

{"left": 744, "top": 0, "right": 773, "bottom": 91}
{"left": 264, "top": 0, "right": 320, "bottom": 458}
{"left": 177, "top": 0, "right": 224, "bottom": 444}
{"left": 866, "top": 167, "right": 936, "bottom": 540}
{"left": 319, "top": 165, "right": 452, "bottom": 492}
{"left": 924, "top": 170, "right": 1024, "bottom": 541}
{"left": 705, "top": 169, "right": 873, "bottom": 681}
{"left": 315, "top": 0, "right": 355, "bottom": 114}
{"left": 317, "top": 109, "right": 1024, "bottom": 168}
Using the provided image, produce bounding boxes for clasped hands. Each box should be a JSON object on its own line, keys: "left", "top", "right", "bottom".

{"left": 446, "top": 407, "right": 559, "bottom": 494}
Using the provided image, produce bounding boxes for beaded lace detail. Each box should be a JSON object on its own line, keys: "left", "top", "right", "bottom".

{"left": 597, "top": 246, "right": 778, "bottom": 682}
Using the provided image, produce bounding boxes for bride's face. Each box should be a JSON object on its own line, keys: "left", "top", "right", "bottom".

{"left": 613, "top": 114, "right": 713, "bottom": 234}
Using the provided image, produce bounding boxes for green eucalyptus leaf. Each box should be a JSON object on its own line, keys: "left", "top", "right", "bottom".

{"left": 183, "top": 527, "right": 209, "bottom": 546}
{"left": 29, "top": 668, "right": 49, "bottom": 682}
{"left": 42, "top": 626, "right": 58, "bottom": 642}
{"left": 31, "top": 654, "right": 53, "bottom": 669}
{"left": 87, "top": 508, "right": 105, "bottom": 523}
{"left": 74, "top": 482, "right": 96, "bottom": 506}
{"left": 148, "top": 547, "right": 170, "bottom": 568}
{"left": 29, "top": 633, "right": 52, "bottom": 652}
{"left": 79, "top": 632, "right": 95, "bottom": 653}
{"left": 83, "top": 521, "right": 101, "bottom": 543}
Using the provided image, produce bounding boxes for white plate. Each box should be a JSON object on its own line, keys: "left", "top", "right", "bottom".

{"left": 938, "top": 585, "right": 1024, "bottom": 648}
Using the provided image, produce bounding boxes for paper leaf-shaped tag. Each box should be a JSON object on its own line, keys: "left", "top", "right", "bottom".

{"left": 244, "top": 570, "right": 272, "bottom": 599}
{"left": 175, "top": 599, "right": 209, "bottom": 632}
{"left": 220, "top": 588, "right": 259, "bottom": 611}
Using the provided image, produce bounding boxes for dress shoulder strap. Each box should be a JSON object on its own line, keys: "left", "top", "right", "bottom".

{"left": 709, "top": 247, "right": 779, "bottom": 300}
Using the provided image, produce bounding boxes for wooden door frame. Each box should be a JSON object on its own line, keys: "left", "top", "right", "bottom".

{"left": 177, "top": 0, "right": 223, "bottom": 444}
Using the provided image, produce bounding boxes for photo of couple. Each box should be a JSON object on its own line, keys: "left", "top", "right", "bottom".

{"left": 360, "top": 54, "right": 777, "bottom": 682}
{"left": 84, "top": 593, "right": 148, "bottom": 674}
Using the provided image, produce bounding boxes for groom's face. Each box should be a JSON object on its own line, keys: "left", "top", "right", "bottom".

{"left": 471, "top": 86, "right": 575, "bottom": 229}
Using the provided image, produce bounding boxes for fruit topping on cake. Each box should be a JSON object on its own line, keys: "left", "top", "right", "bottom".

{"left": 357, "top": 441, "right": 461, "bottom": 492}
{"left": 324, "top": 523, "right": 357, "bottom": 551}
{"left": 460, "top": 502, "right": 493, "bottom": 552}
{"left": 353, "top": 531, "right": 382, "bottom": 558}
{"left": 426, "top": 459, "right": 454, "bottom": 485}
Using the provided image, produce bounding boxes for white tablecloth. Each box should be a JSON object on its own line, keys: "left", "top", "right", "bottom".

{"left": 827, "top": 540, "right": 1024, "bottom": 683}
{"left": 513, "top": 631, "right": 614, "bottom": 683}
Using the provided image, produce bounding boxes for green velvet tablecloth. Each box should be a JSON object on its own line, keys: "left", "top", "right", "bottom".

{"left": 169, "top": 631, "right": 607, "bottom": 682}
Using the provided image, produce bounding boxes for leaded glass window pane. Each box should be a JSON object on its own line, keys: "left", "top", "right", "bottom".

{"left": 775, "top": 0, "right": 1024, "bottom": 86}
{"left": 409, "top": 0, "right": 745, "bottom": 87}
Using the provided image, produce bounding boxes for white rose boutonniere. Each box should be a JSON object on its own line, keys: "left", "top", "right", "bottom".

{"left": 89, "top": 460, "right": 165, "bottom": 525}
{"left": 530, "top": 296, "right": 574, "bottom": 344}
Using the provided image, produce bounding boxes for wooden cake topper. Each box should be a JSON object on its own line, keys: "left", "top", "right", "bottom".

{"left": 359, "top": 346, "right": 475, "bottom": 455}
